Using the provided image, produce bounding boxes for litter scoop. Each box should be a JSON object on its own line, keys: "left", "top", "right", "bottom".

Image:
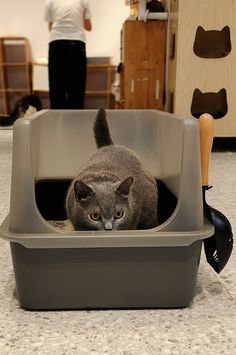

{"left": 199, "top": 113, "right": 233, "bottom": 273}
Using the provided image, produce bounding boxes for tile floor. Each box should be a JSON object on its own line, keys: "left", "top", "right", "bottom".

{"left": 0, "top": 129, "right": 235, "bottom": 355}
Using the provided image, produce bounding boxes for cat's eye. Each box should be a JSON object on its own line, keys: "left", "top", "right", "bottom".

{"left": 89, "top": 212, "right": 101, "bottom": 221}
{"left": 114, "top": 211, "right": 124, "bottom": 219}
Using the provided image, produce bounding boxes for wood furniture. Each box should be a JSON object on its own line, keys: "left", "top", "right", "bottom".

{"left": 166, "top": 0, "right": 236, "bottom": 137}
{"left": 85, "top": 64, "right": 116, "bottom": 109}
{"left": 0, "top": 37, "right": 31, "bottom": 116}
{"left": 120, "top": 20, "right": 166, "bottom": 109}
{"left": 33, "top": 62, "right": 116, "bottom": 109}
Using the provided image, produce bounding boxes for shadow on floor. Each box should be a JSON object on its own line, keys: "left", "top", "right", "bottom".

{"left": 213, "top": 138, "right": 236, "bottom": 152}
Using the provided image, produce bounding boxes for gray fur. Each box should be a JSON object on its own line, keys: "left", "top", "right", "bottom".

{"left": 93, "top": 107, "right": 114, "bottom": 148}
{"left": 66, "top": 108, "right": 158, "bottom": 231}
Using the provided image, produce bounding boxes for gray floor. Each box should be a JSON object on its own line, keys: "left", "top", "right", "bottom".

{"left": 0, "top": 129, "right": 235, "bottom": 355}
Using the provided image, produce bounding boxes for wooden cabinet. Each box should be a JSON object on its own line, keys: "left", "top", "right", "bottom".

{"left": 0, "top": 37, "right": 31, "bottom": 116}
{"left": 85, "top": 64, "right": 116, "bottom": 109}
{"left": 166, "top": 0, "right": 236, "bottom": 137}
{"left": 121, "top": 20, "right": 166, "bottom": 109}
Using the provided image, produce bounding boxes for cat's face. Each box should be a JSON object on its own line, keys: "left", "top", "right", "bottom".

{"left": 193, "top": 26, "right": 231, "bottom": 58}
{"left": 191, "top": 88, "right": 227, "bottom": 119}
{"left": 70, "top": 177, "right": 134, "bottom": 231}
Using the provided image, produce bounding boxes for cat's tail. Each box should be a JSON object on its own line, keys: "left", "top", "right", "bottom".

{"left": 93, "top": 107, "right": 114, "bottom": 148}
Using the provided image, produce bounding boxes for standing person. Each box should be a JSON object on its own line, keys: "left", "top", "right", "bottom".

{"left": 45, "top": 0, "right": 92, "bottom": 109}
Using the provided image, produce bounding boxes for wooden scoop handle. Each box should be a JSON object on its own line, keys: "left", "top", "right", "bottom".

{"left": 199, "top": 113, "right": 214, "bottom": 186}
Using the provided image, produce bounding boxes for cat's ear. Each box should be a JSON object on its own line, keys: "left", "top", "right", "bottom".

{"left": 115, "top": 176, "right": 133, "bottom": 197}
{"left": 195, "top": 88, "right": 202, "bottom": 95}
{"left": 218, "top": 88, "right": 226, "bottom": 95}
{"left": 222, "top": 26, "right": 229, "bottom": 34}
{"left": 74, "top": 180, "right": 94, "bottom": 201}
{"left": 197, "top": 26, "right": 205, "bottom": 34}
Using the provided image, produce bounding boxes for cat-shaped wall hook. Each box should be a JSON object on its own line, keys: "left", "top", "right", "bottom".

{"left": 193, "top": 26, "right": 231, "bottom": 58}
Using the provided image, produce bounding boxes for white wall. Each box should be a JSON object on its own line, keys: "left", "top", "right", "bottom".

{"left": 0, "top": 0, "right": 129, "bottom": 64}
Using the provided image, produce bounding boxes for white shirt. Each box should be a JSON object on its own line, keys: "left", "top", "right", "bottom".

{"left": 45, "top": 0, "right": 91, "bottom": 43}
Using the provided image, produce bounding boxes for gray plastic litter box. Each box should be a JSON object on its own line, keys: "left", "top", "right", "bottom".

{"left": 0, "top": 109, "right": 213, "bottom": 310}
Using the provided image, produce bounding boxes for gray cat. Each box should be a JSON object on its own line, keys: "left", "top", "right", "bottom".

{"left": 66, "top": 108, "right": 158, "bottom": 231}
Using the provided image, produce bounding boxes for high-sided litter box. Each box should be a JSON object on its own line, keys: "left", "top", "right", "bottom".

{"left": 0, "top": 109, "right": 213, "bottom": 310}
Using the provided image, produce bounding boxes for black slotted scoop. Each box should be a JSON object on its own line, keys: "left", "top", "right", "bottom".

{"left": 199, "top": 113, "right": 233, "bottom": 273}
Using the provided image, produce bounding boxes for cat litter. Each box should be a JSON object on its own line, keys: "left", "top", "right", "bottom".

{"left": 0, "top": 109, "right": 213, "bottom": 310}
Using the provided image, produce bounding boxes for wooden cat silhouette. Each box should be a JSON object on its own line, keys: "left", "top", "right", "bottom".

{"left": 191, "top": 88, "right": 228, "bottom": 119}
{"left": 193, "top": 26, "right": 231, "bottom": 58}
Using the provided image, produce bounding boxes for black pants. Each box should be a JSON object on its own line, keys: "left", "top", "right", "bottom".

{"left": 48, "top": 40, "right": 87, "bottom": 109}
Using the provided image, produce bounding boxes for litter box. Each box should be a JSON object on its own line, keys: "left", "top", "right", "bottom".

{"left": 0, "top": 109, "right": 213, "bottom": 310}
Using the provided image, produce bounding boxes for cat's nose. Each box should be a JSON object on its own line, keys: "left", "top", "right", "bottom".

{"left": 104, "top": 221, "right": 113, "bottom": 230}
